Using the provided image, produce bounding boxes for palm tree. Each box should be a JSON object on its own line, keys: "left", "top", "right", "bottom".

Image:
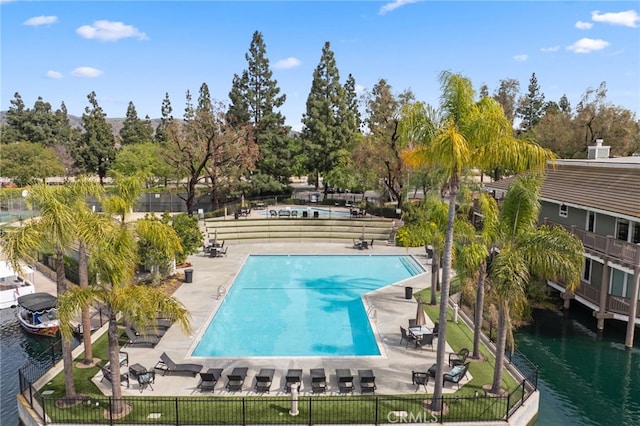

{"left": 59, "top": 175, "right": 187, "bottom": 417}
{"left": 1, "top": 184, "right": 80, "bottom": 401}
{"left": 451, "top": 192, "right": 500, "bottom": 360}
{"left": 67, "top": 178, "right": 107, "bottom": 366}
{"left": 58, "top": 224, "right": 189, "bottom": 416}
{"left": 486, "top": 175, "right": 583, "bottom": 394}
{"left": 400, "top": 70, "right": 554, "bottom": 411}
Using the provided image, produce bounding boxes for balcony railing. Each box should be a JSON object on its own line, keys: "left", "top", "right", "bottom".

{"left": 543, "top": 219, "right": 639, "bottom": 268}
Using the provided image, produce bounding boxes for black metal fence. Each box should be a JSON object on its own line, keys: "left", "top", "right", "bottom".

{"left": 36, "top": 387, "right": 534, "bottom": 425}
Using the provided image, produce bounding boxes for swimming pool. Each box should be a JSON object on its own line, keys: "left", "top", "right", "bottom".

{"left": 259, "top": 207, "right": 351, "bottom": 218}
{"left": 192, "top": 255, "right": 423, "bottom": 357}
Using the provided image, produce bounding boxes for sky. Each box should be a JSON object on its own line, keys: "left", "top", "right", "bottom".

{"left": 1, "top": 1, "right": 639, "bottom": 132}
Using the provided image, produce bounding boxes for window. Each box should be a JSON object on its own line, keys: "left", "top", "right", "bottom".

{"left": 586, "top": 211, "right": 596, "bottom": 232}
{"left": 632, "top": 222, "right": 640, "bottom": 244}
{"left": 559, "top": 204, "right": 568, "bottom": 218}
{"left": 582, "top": 258, "right": 592, "bottom": 283}
{"left": 616, "top": 219, "right": 630, "bottom": 241}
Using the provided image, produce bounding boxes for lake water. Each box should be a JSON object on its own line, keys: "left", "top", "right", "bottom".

{"left": 515, "top": 305, "right": 640, "bottom": 425}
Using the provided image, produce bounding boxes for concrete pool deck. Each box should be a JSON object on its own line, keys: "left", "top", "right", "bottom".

{"left": 93, "top": 242, "right": 471, "bottom": 396}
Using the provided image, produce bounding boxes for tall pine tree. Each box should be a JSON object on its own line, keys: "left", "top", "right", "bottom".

{"left": 74, "top": 91, "right": 116, "bottom": 185}
{"left": 301, "top": 41, "right": 351, "bottom": 190}
{"left": 516, "top": 72, "right": 545, "bottom": 132}
{"left": 119, "top": 101, "right": 154, "bottom": 145}
{"left": 227, "top": 31, "right": 291, "bottom": 188}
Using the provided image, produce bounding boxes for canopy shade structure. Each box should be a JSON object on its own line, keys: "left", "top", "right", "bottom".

{"left": 18, "top": 293, "right": 57, "bottom": 313}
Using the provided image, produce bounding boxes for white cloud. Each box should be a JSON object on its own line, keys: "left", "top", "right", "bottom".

{"left": 591, "top": 10, "right": 639, "bottom": 27}
{"left": 274, "top": 57, "right": 301, "bottom": 69}
{"left": 46, "top": 70, "right": 63, "bottom": 79}
{"left": 541, "top": 46, "right": 560, "bottom": 53}
{"left": 567, "top": 38, "right": 610, "bottom": 53}
{"left": 71, "top": 67, "right": 103, "bottom": 78}
{"left": 24, "top": 16, "right": 58, "bottom": 27}
{"left": 575, "top": 21, "right": 593, "bottom": 30}
{"left": 379, "top": 0, "right": 421, "bottom": 15}
{"left": 355, "top": 84, "right": 366, "bottom": 94}
{"left": 513, "top": 54, "right": 528, "bottom": 62}
{"left": 76, "top": 20, "right": 148, "bottom": 41}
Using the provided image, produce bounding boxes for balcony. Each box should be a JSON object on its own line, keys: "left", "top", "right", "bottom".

{"left": 543, "top": 219, "right": 640, "bottom": 268}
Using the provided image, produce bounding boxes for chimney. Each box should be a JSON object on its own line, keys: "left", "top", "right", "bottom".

{"left": 588, "top": 139, "right": 610, "bottom": 159}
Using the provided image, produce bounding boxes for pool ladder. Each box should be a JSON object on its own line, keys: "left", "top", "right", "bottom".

{"left": 367, "top": 305, "right": 377, "bottom": 321}
{"left": 216, "top": 286, "right": 226, "bottom": 300}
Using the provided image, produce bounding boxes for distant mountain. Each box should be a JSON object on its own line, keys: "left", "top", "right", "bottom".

{"left": 0, "top": 111, "right": 162, "bottom": 136}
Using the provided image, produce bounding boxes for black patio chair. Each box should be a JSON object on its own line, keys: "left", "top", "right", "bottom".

{"left": 137, "top": 370, "right": 155, "bottom": 393}
{"left": 284, "top": 369, "right": 303, "bottom": 393}
{"left": 336, "top": 369, "right": 354, "bottom": 394}
{"left": 399, "top": 326, "right": 411, "bottom": 347}
{"left": 414, "top": 333, "right": 434, "bottom": 351}
{"left": 412, "top": 371, "right": 429, "bottom": 392}
{"left": 310, "top": 368, "right": 327, "bottom": 394}
{"left": 449, "top": 348, "right": 470, "bottom": 367}
{"left": 99, "top": 362, "right": 129, "bottom": 388}
{"left": 254, "top": 368, "right": 275, "bottom": 393}
{"left": 226, "top": 367, "right": 249, "bottom": 392}
{"left": 198, "top": 368, "right": 223, "bottom": 392}
{"left": 358, "top": 369, "right": 376, "bottom": 394}
{"left": 156, "top": 352, "right": 203, "bottom": 377}
{"left": 125, "top": 327, "right": 160, "bottom": 348}
{"left": 443, "top": 362, "right": 470, "bottom": 389}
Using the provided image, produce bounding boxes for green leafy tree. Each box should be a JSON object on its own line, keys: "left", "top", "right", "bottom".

{"left": 486, "top": 176, "right": 583, "bottom": 393}
{"left": 119, "top": 101, "right": 154, "bottom": 145}
{"left": 400, "top": 70, "right": 554, "bottom": 410}
{"left": 227, "top": 31, "right": 292, "bottom": 188}
{"left": 0, "top": 142, "right": 65, "bottom": 186}
{"left": 516, "top": 72, "right": 546, "bottom": 132}
{"left": 161, "top": 212, "right": 203, "bottom": 264}
{"left": 73, "top": 92, "right": 116, "bottom": 185}
{"left": 111, "top": 142, "right": 171, "bottom": 186}
{"left": 301, "top": 41, "right": 351, "bottom": 190}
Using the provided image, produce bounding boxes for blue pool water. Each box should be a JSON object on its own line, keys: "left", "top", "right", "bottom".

{"left": 192, "top": 255, "right": 423, "bottom": 357}
{"left": 259, "top": 207, "right": 351, "bottom": 218}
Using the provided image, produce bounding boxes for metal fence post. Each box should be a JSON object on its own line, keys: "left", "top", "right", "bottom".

{"left": 309, "top": 397, "right": 313, "bottom": 426}
{"left": 109, "top": 397, "right": 113, "bottom": 426}
{"left": 41, "top": 396, "right": 46, "bottom": 425}
{"left": 375, "top": 396, "right": 379, "bottom": 424}
{"left": 175, "top": 397, "right": 179, "bottom": 426}
{"left": 506, "top": 392, "right": 511, "bottom": 420}
{"left": 242, "top": 398, "right": 246, "bottom": 425}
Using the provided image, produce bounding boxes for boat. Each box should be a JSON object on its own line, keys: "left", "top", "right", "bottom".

{"left": 17, "top": 293, "right": 59, "bottom": 337}
{"left": 0, "top": 261, "right": 35, "bottom": 309}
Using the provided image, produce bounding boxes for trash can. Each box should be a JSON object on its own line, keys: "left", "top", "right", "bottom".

{"left": 405, "top": 286, "right": 413, "bottom": 299}
{"left": 234, "top": 212, "right": 239, "bottom": 220}
{"left": 184, "top": 269, "right": 193, "bottom": 283}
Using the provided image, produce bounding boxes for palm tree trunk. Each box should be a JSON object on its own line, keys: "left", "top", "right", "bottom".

{"left": 472, "top": 262, "right": 486, "bottom": 359}
{"left": 56, "top": 250, "right": 76, "bottom": 398}
{"left": 107, "top": 314, "right": 125, "bottom": 415}
{"left": 491, "top": 303, "right": 508, "bottom": 394}
{"left": 430, "top": 251, "right": 439, "bottom": 305}
{"left": 430, "top": 191, "right": 457, "bottom": 411}
{"left": 79, "top": 242, "right": 93, "bottom": 365}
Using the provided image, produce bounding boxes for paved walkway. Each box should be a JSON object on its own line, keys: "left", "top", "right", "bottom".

{"left": 91, "top": 242, "right": 470, "bottom": 397}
